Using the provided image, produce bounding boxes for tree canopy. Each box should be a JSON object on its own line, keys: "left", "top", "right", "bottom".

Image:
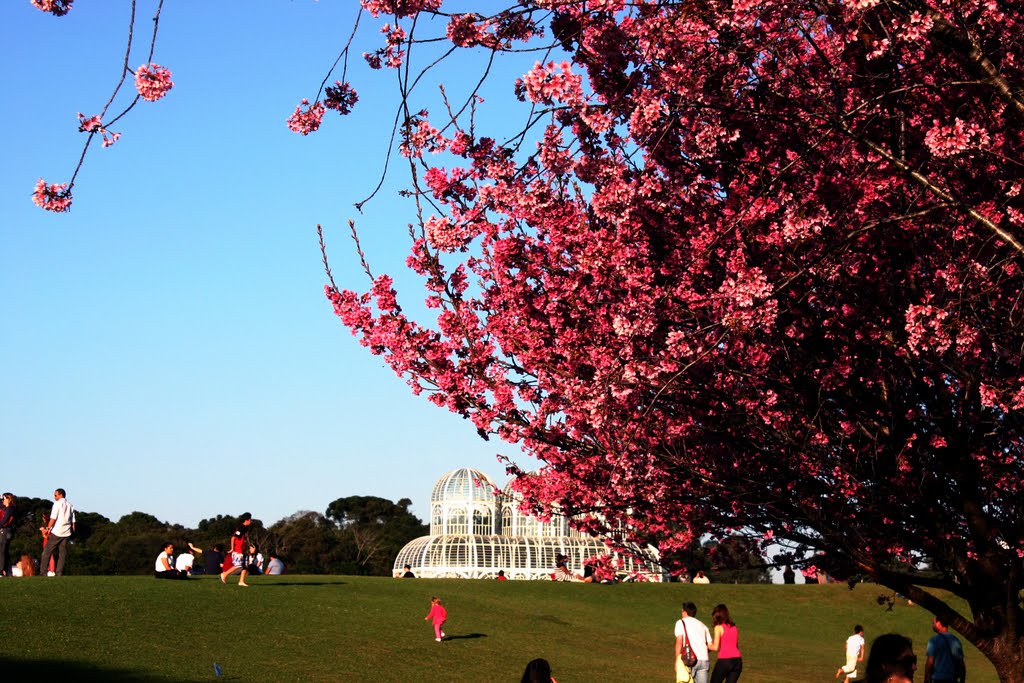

{"left": 24, "top": 0, "right": 1024, "bottom": 678}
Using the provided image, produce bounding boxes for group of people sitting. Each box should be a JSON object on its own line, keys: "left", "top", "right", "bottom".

{"left": 154, "top": 539, "right": 285, "bottom": 580}
{"left": 551, "top": 553, "right": 606, "bottom": 583}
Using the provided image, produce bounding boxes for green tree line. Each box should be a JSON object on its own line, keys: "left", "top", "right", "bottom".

{"left": 3, "top": 494, "right": 427, "bottom": 576}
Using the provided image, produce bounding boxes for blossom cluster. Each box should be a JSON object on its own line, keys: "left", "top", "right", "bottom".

{"left": 134, "top": 63, "right": 174, "bottom": 102}
{"left": 31, "top": 0, "right": 73, "bottom": 16}
{"left": 32, "top": 179, "right": 72, "bottom": 212}
{"left": 286, "top": 99, "right": 325, "bottom": 135}
{"left": 324, "top": 81, "right": 359, "bottom": 115}
{"left": 360, "top": 0, "right": 441, "bottom": 18}
{"left": 517, "top": 61, "right": 583, "bottom": 106}
{"left": 924, "top": 118, "right": 990, "bottom": 158}
{"left": 77, "top": 112, "right": 121, "bottom": 148}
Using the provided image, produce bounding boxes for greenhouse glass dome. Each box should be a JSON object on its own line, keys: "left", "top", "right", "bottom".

{"left": 394, "top": 468, "right": 665, "bottom": 581}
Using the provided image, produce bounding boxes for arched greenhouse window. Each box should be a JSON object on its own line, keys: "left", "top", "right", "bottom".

{"left": 448, "top": 507, "right": 467, "bottom": 535}
{"left": 472, "top": 507, "right": 492, "bottom": 535}
{"left": 501, "top": 506, "right": 513, "bottom": 536}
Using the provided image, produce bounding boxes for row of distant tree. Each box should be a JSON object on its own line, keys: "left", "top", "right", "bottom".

{"left": 3, "top": 493, "right": 770, "bottom": 581}
{"left": 2, "top": 494, "right": 428, "bottom": 576}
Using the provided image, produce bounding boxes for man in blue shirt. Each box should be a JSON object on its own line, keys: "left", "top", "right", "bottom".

{"left": 924, "top": 616, "right": 966, "bottom": 683}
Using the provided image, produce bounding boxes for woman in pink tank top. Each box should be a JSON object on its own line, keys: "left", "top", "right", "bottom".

{"left": 708, "top": 603, "right": 743, "bottom": 683}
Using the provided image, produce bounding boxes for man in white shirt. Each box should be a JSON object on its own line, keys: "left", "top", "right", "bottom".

{"left": 40, "top": 488, "right": 75, "bottom": 576}
{"left": 675, "top": 601, "right": 713, "bottom": 683}
{"left": 175, "top": 548, "right": 195, "bottom": 574}
{"left": 836, "top": 625, "right": 865, "bottom": 683}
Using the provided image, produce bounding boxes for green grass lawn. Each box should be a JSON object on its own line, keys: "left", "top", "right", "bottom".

{"left": 0, "top": 575, "right": 999, "bottom": 682}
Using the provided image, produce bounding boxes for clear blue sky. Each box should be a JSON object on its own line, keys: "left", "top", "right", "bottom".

{"left": 0, "top": 2, "right": 528, "bottom": 527}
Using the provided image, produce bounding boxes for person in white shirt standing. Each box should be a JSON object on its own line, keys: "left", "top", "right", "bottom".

{"left": 675, "top": 601, "right": 713, "bottom": 683}
{"left": 836, "top": 624, "right": 865, "bottom": 683}
{"left": 39, "top": 488, "right": 75, "bottom": 576}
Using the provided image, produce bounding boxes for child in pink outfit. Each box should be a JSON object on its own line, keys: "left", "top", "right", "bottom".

{"left": 425, "top": 596, "right": 448, "bottom": 642}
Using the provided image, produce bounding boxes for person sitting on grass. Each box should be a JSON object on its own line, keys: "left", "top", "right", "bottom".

{"left": 12, "top": 553, "right": 36, "bottom": 577}
{"left": 154, "top": 542, "right": 188, "bottom": 580}
{"left": 174, "top": 542, "right": 203, "bottom": 575}
{"left": 265, "top": 552, "right": 285, "bottom": 575}
{"left": 551, "top": 554, "right": 581, "bottom": 581}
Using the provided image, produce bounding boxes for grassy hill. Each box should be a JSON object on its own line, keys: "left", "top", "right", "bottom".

{"left": 0, "top": 575, "right": 999, "bottom": 682}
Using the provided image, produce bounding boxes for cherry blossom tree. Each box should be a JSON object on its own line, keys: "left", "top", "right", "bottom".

{"left": 28, "top": 0, "right": 1024, "bottom": 677}
{"left": 325, "top": 2, "right": 1024, "bottom": 677}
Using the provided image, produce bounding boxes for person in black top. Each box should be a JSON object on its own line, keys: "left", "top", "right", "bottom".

{"left": 203, "top": 544, "right": 225, "bottom": 575}
{"left": 0, "top": 493, "right": 16, "bottom": 576}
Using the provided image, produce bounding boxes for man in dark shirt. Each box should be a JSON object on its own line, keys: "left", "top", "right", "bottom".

{"left": 203, "top": 544, "right": 225, "bottom": 575}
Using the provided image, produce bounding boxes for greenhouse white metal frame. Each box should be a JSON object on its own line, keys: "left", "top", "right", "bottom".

{"left": 394, "top": 468, "right": 665, "bottom": 581}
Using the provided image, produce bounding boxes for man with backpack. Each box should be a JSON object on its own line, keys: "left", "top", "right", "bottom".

{"left": 924, "top": 616, "right": 966, "bottom": 683}
{"left": 674, "top": 601, "right": 712, "bottom": 683}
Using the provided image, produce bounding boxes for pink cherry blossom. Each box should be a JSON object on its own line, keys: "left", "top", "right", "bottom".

{"left": 31, "top": 0, "right": 73, "bottom": 16}
{"left": 32, "top": 179, "right": 72, "bottom": 212}
{"left": 134, "top": 64, "right": 174, "bottom": 102}
{"left": 77, "top": 112, "right": 121, "bottom": 148}
{"left": 286, "top": 99, "right": 326, "bottom": 135}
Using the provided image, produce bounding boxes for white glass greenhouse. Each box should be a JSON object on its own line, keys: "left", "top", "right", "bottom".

{"left": 393, "top": 467, "right": 665, "bottom": 581}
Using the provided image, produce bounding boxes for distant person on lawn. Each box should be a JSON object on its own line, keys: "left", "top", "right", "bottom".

{"left": 154, "top": 542, "right": 188, "bottom": 579}
{"left": 174, "top": 542, "right": 203, "bottom": 574}
{"left": 220, "top": 512, "right": 253, "bottom": 587}
{"left": 203, "top": 544, "right": 225, "bottom": 575}
{"left": 247, "top": 544, "right": 264, "bottom": 574}
{"left": 925, "top": 616, "right": 965, "bottom": 683}
{"left": 708, "top": 603, "right": 742, "bottom": 683}
{"left": 40, "top": 488, "right": 75, "bottom": 576}
{"left": 835, "top": 625, "right": 865, "bottom": 683}
{"left": 675, "top": 601, "right": 712, "bottom": 683}
{"left": 39, "top": 513, "right": 55, "bottom": 575}
{"left": 399, "top": 563, "right": 416, "bottom": 578}
{"left": 265, "top": 553, "right": 285, "bottom": 575}
{"left": 0, "top": 492, "right": 16, "bottom": 576}
{"left": 13, "top": 553, "right": 36, "bottom": 577}
{"left": 425, "top": 595, "right": 447, "bottom": 642}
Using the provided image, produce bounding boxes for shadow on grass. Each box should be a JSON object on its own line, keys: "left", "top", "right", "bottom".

{"left": 537, "top": 614, "right": 572, "bottom": 626}
{"left": 0, "top": 657, "right": 208, "bottom": 682}
{"left": 445, "top": 633, "right": 488, "bottom": 640}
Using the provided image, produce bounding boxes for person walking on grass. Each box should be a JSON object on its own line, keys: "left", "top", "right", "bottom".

{"left": 40, "top": 488, "right": 75, "bottom": 576}
{"left": 836, "top": 625, "right": 866, "bottom": 683}
{"left": 675, "top": 601, "right": 712, "bottom": 683}
{"left": 220, "top": 512, "right": 253, "bottom": 587}
{"left": 425, "top": 595, "right": 447, "bottom": 642}
{"left": 708, "top": 603, "right": 742, "bottom": 683}
{"left": 925, "top": 616, "right": 966, "bottom": 683}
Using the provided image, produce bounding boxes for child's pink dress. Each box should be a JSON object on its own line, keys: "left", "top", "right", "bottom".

{"left": 426, "top": 603, "right": 448, "bottom": 640}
